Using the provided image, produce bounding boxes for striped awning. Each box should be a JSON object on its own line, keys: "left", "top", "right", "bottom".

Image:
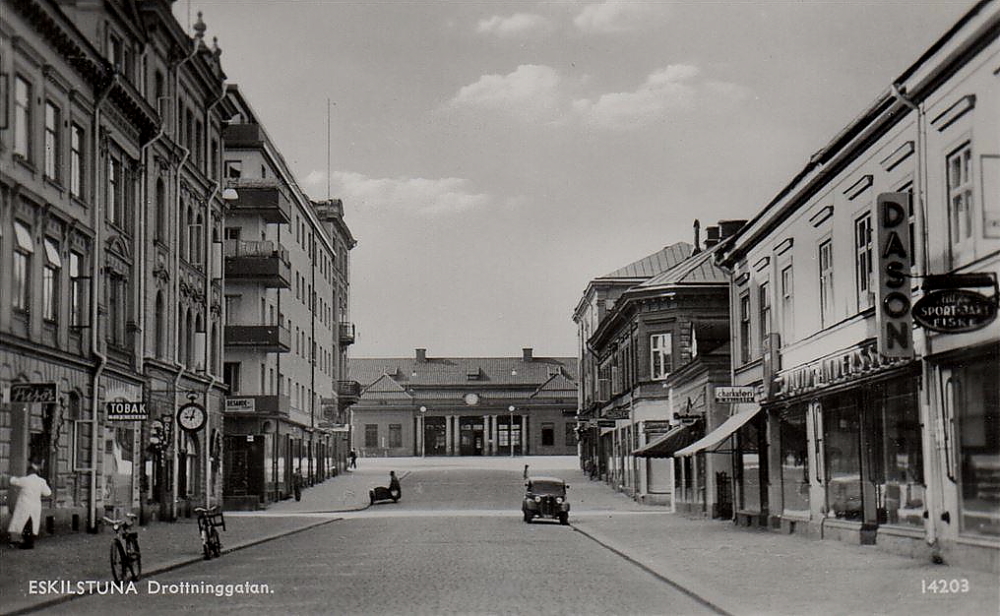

{"left": 675, "top": 407, "right": 762, "bottom": 456}
{"left": 631, "top": 423, "right": 700, "bottom": 458}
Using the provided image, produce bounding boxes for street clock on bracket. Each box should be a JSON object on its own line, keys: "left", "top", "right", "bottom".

{"left": 177, "top": 403, "right": 206, "bottom": 432}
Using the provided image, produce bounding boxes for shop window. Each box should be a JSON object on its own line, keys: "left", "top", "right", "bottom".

{"left": 541, "top": 422, "right": 555, "bottom": 447}
{"left": 779, "top": 408, "right": 809, "bottom": 517}
{"left": 365, "top": 424, "right": 378, "bottom": 449}
{"left": 950, "top": 354, "right": 1000, "bottom": 537}
{"left": 737, "top": 417, "right": 764, "bottom": 513}
{"left": 823, "top": 395, "right": 863, "bottom": 521}
{"left": 873, "top": 378, "right": 924, "bottom": 528}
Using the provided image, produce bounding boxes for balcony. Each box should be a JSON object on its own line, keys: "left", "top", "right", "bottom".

{"left": 339, "top": 322, "right": 356, "bottom": 346}
{"left": 224, "top": 179, "right": 291, "bottom": 224}
{"left": 224, "top": 324, "right": 291, "bottom": 353}
{"left": 223, "top": 123, "right": 265, "bottom": 148}
{"left": 337, "top": 380, "right": 362, "bottom": 408}
{"left": 224, "top": 240, "right": 291, "bottom": 288}
{"left": 224, "top": 394, "right": 290, "bottom": 417}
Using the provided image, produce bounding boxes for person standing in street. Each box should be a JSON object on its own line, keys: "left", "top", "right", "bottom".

{"left": 349, "top": 449, "right": 358, "bottom": 469}
{"left": 388, "top": 470, "right": 401, "bottom": 498}
{"left": 293, "top": 468, "right": 303, "bottom": 501}
{"left": 6, "top": 461, "right": 51, "bottom": 549}
{"left": 523, "top": 464, "right": 530, "bottom": 480}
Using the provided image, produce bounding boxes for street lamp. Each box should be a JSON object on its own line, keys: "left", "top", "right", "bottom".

{"left": 508, "top": 405, "right": 515, "bottom": 458}
{"left": 419, "top": 406, "right": 427, "bottom": 458}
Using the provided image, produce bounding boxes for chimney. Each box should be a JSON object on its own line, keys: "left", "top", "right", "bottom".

{"left": 416, "top": 348, "right": 427, "bottom": 362}
{"left": 692, "top": 219, "right": 701, "bottom": 254}
{"left": 522, "top": 348, "right": 533, "bottom": 362}
{"left": 703, "top": 226, "right": 721, "bottom": 248}
{"left": 718, "top": 219, "right": 748, "bottom": 239}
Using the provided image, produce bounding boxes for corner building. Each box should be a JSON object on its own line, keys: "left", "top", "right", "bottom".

{"left": 713, "top": 2, "right": 999, "bottom": 573}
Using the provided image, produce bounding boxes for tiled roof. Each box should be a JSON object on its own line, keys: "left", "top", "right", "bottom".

{"left": 349, "top": 355, "right": 577, "bottom": 389}
{"left": 360, "top": 374, "right": 413, "bottom": 402}
{"left": 531, "top": 373, "right": 578, "bottom": 398}
{"left": 638, "top": 244, "right": 728, "bottom": 288}
{"left": 599, "top": 242, "right": 693, "bottom": 279}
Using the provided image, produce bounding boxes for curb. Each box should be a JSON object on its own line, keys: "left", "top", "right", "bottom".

{"left": 3, "top": 516, "right": 343, "bottom": 616}
{"left": 572, "top": 524, "right": 734, "bottom": 616}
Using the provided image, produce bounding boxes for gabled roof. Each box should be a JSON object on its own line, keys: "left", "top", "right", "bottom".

{"left": 359, "top": 373, "right": 413, "bottom": 402}
{"left": 598, "top": 242, "right": 693, "bottom": 280}
{"left": 349, "top": 355, "right": 577, "bottom": 389}
{"left": 638, "top": 244, "right": 728, "bottom": 289}
{"left": 531, "top": 373, "right": 578, "bottom": 399}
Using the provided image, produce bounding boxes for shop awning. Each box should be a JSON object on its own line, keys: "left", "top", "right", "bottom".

{"left": 675, "top": 407, "right": 761, "bottom": 456}
{"left": 632, "top": 424, "right": 700, "bottom": 458}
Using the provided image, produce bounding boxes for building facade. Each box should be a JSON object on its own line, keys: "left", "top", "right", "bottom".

{"left": 708, "top": 1, "right": 999, "bottom": 572}
{"left": 349, "top": 349, "right": 577, "bottom": 458}
{"left": 1, "top": 0, "right": 231, "bottom": 534}
{"left": 219, "top": 87, "right": 356, "bottom": 509}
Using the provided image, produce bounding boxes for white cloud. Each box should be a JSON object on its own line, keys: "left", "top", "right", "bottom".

{"left": 572, "top": 64, "right": 702, "bottom": 129}
{"left": 477, "top": 13, "right": 554, "bottom": 37}
{"left": 574, "top": 1, "right": 671, "bottom": 34}
{"left": 303, "top": 170, "right": 326, "bottom": 187}
{"left": 448, "top": 64, "right": 562, "bottom": 122}
{"left": 332, "top": 171, "right": 491, "bottom": 216}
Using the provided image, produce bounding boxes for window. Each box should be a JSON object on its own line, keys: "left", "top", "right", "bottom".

{"left": 154, "top": 292, "right": 165, "bottom": 358}
{"left": 69, "top": 252, "right": 83, "bottom": 328}
{"left": 855, "top": 214, "right": 874, "bottom": 310}
{"left": 950, "top": 355, "right": 1000, "bottom": 537}
{"left": 42, "top": 238, "right": 61, "bottom": 322}
{"left": 780, "top": 265, "right": 793, "bottom": 345}
{"left": 44, "top": 102, "right": 61, "bottom": 180}
{"left": 779, "top": 408, "right": 809, "bottom": 516}
{"left": 70, "top": 124, "right": 84, "bottom": 198}
{"left": 388, "top": 424, "right": 403, "bottom": 448}
{"left": 758, "top": 282, "right": 771, "bottom": 352}
{"left": 819, "top": 240, "right": 834, "bottom": 327}
{"left": 365, "top": 424, "right": 379, "bottom": 449}
{"left": 155, "top": 178, "right": 166, "bottom": 240}
{"left": 14, "top": 76, "right": 31, "bottom": 159}
{"left": 107, "top": 274, "right": 127, "bottom": 348}
{"left": 13, "top": 221, "right": 34, "bottom": 312}
{"left": 650, "top": 333, "right": 672, "bottom": 380}
{"left": 947, "top": 143, "right": 974, "bottom": 260}
{"left": 565, "top": 423, "right": 577, "bottom": 447}
{"left": 541, "top": 422, "right": 555, "bottom": 447}
{"left": 108, "top": 156, "right": 122, "bottom": 226}
{"left": 224, "top": 160, "right": 242, "bottom": 179}
{"left": 739, "top": 292, "right": 751, "bottom": 364}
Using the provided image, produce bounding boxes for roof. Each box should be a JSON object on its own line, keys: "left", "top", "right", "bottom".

{"left": 526, "top": 476, "right": 567, "bottom": 485}
{"left": 599, "top": 242, "right": 693, "bottom": 279}
{"left": 638, "top": 244, "right": 729, "bottom": 288}
{"left": 531, "top": 373, "right": 578, "bottom": 399}
{"left": 360, "top": 374, "right": 413, "bottom": 402}
{"left": 349, "top": 355, "right": 578, "bottom": 389}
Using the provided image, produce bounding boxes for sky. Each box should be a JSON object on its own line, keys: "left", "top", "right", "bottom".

{"left": 175, "top": 0, "right": 972, "bottom": 359}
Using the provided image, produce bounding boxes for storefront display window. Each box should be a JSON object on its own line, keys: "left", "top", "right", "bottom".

{"left": 779, "top": 408, "right": 809, "bottom": 516}
{"left": 824, "top": 394, "right": 863, "bottom": 520}
{"left": 874, "top": 378, "right": 924, "bottom": 527}
{"left": 103, "top": 425, "right": 134, "bottom": 509}
{"left": 736, "top": 417, "right": 764, "bottom": 512}
{"left": 950, "top": 353, "right": 1000, "bottom": 538}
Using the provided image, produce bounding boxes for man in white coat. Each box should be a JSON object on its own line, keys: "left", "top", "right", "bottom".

{"left": 7, "top": 462, "right": 51, "bottom": 549}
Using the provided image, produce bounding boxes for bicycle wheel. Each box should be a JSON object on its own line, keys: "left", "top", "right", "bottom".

{"left": 110, "top": 539, "right": 128, "bottom": 583}
{"left": 201, "top": 528, "right": 213, "bottom": 560}
{"left": 125, "top": 535, "right": 142, "bottom": 581}
{"left": 208, "top": 526, "right": 222, "bottom": 558}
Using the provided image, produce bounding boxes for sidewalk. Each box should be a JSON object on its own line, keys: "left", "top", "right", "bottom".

{"left": 0, "top": 470, "right": 372, "bottom": 615}
{"left": 565, "top": 470, "right": 999, "bottom": 616}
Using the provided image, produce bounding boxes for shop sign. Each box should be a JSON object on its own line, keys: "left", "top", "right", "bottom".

{"left": 771, "top": 341, "right": 907, "bottom": 399}
{"left": 912, "top": 289, "right": 997, "bottom": 333}
{"left": 643, "top": 420, "right": 673, "bottom": 433}
{"left": 715, "top": 386, "right": 757, "bottom": 404}
{"left": 226, "top": 397, "right": 255, "bottom": 412}
{"left": 8, "top": 383, "right": 58, "bottom": 404}
{"left": 106, "top": 401, "right": 147, "bottom": 421}
{"left": 875, "top": 193, "right": 914, "bottom": 358}
{"left": 603, "top": 407, "right": 630, "bottom": 420}
{"left": 596, "top": 419, "right": 616, "bottom": 428}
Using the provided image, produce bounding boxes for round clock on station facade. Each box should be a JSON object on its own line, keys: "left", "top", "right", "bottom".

{"left": 177, "top": 403, "right": 207, "bottom": 432}
{"left": 463, "top": 393, "right": 480, "bottom": 406}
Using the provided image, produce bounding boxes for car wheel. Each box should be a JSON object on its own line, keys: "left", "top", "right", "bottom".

{"left": 559, "top": 513, "right": 569, "bottom": 525}
{"left": 523, "top": 512, "right": 532, "bottom": 523}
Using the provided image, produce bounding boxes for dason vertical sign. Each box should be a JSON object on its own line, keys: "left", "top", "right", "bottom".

{"left": 876, "top": 193, "right": 914, "bottom": 358}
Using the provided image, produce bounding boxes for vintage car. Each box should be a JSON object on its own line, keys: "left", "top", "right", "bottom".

{"left": 522, "top": 476, "right": 570, "bottom": 524}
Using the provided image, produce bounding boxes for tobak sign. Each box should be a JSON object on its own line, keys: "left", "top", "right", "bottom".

{"left": 875, "top": 193, "right": 914, "bottom": 358}
{"left": 913, "top": 289, "right": 998, "bottom": 333}
{"left": 107, "top": 401, "right": 148, "bottom": 421}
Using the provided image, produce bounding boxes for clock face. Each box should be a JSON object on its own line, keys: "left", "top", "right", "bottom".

{"left": 177, "top": 404, "right": 206, "bottom": 432}
{"left": 464, "top": 393, "right": 480, "bottom": 406}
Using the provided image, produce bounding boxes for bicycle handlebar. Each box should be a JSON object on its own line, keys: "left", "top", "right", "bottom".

{"left": 194, "top": 506, "right": 220, "bottom": 515}
{"left": 102, "top": 513, "right": 136, "bottom": 527}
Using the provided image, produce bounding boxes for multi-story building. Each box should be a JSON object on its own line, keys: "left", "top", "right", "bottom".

{"left": 349, "top": 349, "right": 577, "bottom": 457}
{"left": 220, "top": 86, "right": 355, "bottom": 509}
{"left": 709, "top": 1, "right": 999, "bottom": 572}
{"left": 1, "top": 0, "right": 230, "bottom": 533}
{"left": 573, "top": 243, "right": 692, "bottom": 481}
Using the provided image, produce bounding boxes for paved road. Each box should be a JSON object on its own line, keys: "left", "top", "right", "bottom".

{"left": 39, "top": 459, "right": 717, "bottom": 615}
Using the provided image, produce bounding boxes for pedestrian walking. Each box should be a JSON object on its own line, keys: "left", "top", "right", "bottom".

{"left": 388, "top": 470, "right": 401, "bottom": 498}
{"left": 6, "top": 461, "right": 51, "bottom": 549}
{"left": 293, "top": 468, "right": 303, "bottom": 501}
{"left": 523, "top": 464, "right": 530, "bottom": 480}
{"left": 349, "top": 449, "right": 357, "bottom": 469}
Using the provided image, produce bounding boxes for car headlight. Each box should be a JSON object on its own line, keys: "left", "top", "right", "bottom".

{"left": 555, "top": 497, "right": 563, "bottom": 504}
{"left": 534, "top": 496, "right": 541, "bottom": 503}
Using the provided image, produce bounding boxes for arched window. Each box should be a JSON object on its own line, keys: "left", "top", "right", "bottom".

{"left": 155, "top": 178, "right": 166, "bottom": 241}
{"left": 154, "top": 292, "right": 165, "bottom": 358}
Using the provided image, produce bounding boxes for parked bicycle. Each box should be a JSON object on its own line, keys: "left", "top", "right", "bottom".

{"left": 195, "top": 505, "right": 225, "bottom": 559}
{"left": 103, "top": 512, "right": 141, "bottom": 583}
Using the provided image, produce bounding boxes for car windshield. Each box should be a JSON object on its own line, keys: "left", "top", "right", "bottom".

{"left": 529, "top": 480, "right": 565, "bottom": 496}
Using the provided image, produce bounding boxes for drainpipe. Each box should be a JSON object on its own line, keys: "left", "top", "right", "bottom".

{"left": 88, "top": 71, "right": 118, "bottom": 532}
{"left": 891, "top": 83, "right": 941, "bottom": 561}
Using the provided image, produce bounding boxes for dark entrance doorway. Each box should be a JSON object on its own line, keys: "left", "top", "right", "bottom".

{"left": 424, "top": 416, "right": 447, "bottom": 456}
{"left": 459, "top": 416, "right": 485, "bottom": 456}
{"left": 224, "top": 436, "right": 265, "bottom": 500}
